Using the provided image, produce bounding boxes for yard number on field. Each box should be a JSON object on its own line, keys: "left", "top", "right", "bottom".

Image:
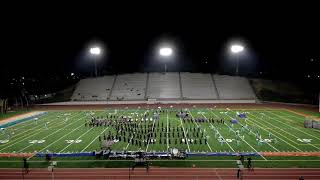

{"left": 66, "top": 140, "right": 82, "bottom": 144}
{"left": 29, "top": 140, "right": 45, "bottom": 144}
{"left": 297, "top": 138, "right": 312, "bottom": 143}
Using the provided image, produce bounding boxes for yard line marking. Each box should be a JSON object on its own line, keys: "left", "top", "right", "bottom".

{"left": 17, "top": 112, "right": 88, "bottom": 152}
{"left": 209, "top": 109, "right": 267, "bottom": 161}
{"left": 262, "top": 111, "right": 320, "bottom": 150}
{"left": 179, "top": 117, "right": 190, "bottom": 152}
{"left": 0, "top": 112, "right": 84, "bottom": 152}
{"left": 38, "top": 125, "right": 84, "bottom": 153}
{"left": 59, "top": 127, "right": 94, "bottom": 153}
{"left": 224, "top": 111, "right": 280, "bottom": 152}
{"left": 125, "top": 109, "right": 141, "bottom": 150}
{"left": 266, "top": 111, "right": 320, "bottom": 142}
{"left": 188, "top": 109, "right": 214, "bottom": 152}
{"left": 200, "top": 112, "right": 234, "bottom": 152}
{"left": 0, "top": 111, "right": 53, "bottom": 132}
{"left": 245, "top": 112, "right": 302, "bottom": 152}
{"left": 0, "top": 113, "right": 62, "bottom": 145}
{"left": 81, "top": 127, "right": 109, "bottom": 152}
{"left": 146, "top": 111, "right": 157, "bottom": 152}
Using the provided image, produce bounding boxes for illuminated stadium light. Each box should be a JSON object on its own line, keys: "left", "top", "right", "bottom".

{"left": 90, "top": 47, "right": 101, "bottom": 55}
{"left": 159, "top": 47, "right": 173, "bottom": 56}
{"left": 230, "top": 44, "right": 244, "bottom": 53}
{"left": 230, "top": 44, "right": 245, "bottom": 75}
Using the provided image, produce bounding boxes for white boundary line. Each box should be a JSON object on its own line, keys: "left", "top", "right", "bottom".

{"left": 80, "top": 127, "right": 109, "bottom": 152}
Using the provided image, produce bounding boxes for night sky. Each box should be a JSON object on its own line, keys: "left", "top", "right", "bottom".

{"left": 1, "top": 3, "right": 320, "bottom": 81}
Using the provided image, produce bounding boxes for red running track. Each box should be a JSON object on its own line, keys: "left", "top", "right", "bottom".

{"left": 0, "top": 168, "right": 319, "bottom": 180}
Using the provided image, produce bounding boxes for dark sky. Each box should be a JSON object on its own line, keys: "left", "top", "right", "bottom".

{"left": 1, "top": 2, "right": 320, "bottom": 80}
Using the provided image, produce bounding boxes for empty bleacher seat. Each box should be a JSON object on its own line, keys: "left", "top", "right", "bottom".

{"left": 71, "top": 76, "right": 114, "bottom": 101}
{"left": 213, "top": 75, "right": 256, "bottom": 99}
{"left": 147, "top": 73, "right": 181, "bottom": 99}
{"left": 180, "top": 73, "right": 218, "bottom": 99}
{"left": 110, "top": 73, "right": 147, "bottom": 100}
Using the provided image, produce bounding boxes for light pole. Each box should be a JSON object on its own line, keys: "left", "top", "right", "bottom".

{"left": 159, "top": 47, "right": 173, "bottom": 73}
{"left": 89, "top": 46, "right": 101, "bottom": 77}
{"left": 230, "top": 44, "right": 244, "bottom": 76}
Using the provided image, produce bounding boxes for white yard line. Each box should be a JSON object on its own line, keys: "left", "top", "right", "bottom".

{"left": 37, "top": 125, "right": 84, "bottom": 153}
{"left": 262, "top": 111, "right": 320, "bottom": 150}
{"left": 179, "top": 117, "right": 191, "bottom": 152}
{"left": 195, "top": 111, "right": 231, "bottom": 152}
{"left": 0, "top": 112, "right": 84, "bottom": 152}
{"left": 166, "top": 112, "right": 169, "bottom": 150}
{"left": 0, "top": 113, "right": 76, "bottom": 147}
{"left": 124, "top": 109, "right": 141, "bottom": 150}
{"left": 188, "top": 109, "right": 213, "bottom": 152}
{"left": 17, "top": 114, "right": 87, "bottom": 153}
{"left": 225, "top": 111, "right": 280, "bottom": 152}
{"left": 59, "top": 127, "right": 94, "bottom": 153}
{"left": 145, "top": 113, "right": 157, "bottom": 152}
{"left": 266, "top": 111, "right": 320, "bottom": 142}
{"left": 1, "top": 112, "right": 53, "bottom": 132}
{"left": 80, "top": 127, "right": 109, "bottom": 152}
{"left": 37, "top": 111, "right": 103, "bottom": 153}
{"left": 209, "top": 109, "right": 267, "bottom": 160}
{"left": 246, "top": 112, "right": 302, "bottom": 152}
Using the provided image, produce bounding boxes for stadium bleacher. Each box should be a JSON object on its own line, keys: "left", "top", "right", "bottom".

{"left": 180, "top": 73, "right": 218, "bottom": 99}
{"left": 213, "top": 75, "right": 256, "bottom": 99}
{"left": 71, "top": 76, "right": 115, "bottom": 101}
{"left": 110, "top": 73, "right": 147, "bottom": 100}
{"left": 71, "top": 73, "right": 256, "bottom": 101}
{"left": 146, "top": 73, "right": 181, "bottom": 99}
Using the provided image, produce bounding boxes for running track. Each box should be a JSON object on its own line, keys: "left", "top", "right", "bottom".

{"left": 0, "top": 168, "right": 320, "bottom": 180}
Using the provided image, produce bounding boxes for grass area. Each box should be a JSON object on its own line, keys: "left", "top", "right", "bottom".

{"left": 0, "top": 108, "right": 319, "bottom": 168}
{"left": 0, "top": 110, "right": 29, "bottom": 121}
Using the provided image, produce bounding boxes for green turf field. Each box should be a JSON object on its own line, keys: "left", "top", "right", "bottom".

{"left": 0, "top": 108, "right": 319, "bottom": 155}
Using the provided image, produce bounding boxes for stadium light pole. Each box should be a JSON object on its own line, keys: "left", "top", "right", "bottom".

{"left": 159, "top": 47, "right": 173, "bottom": 73}
{"left": 89, "top": 46, "right": 101, "bottom": 77}
{"left": 230, "top": 44, "right": 244, "bottom": 76}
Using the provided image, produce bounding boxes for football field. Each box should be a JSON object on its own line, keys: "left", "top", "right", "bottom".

{"left": 1, "top": 108, "right": 319, "bottom": 157}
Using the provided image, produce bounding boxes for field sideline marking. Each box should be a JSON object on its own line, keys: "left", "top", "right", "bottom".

{"left": 80, "top": 127, "right": 109, "bottom": 152}
{"left": 209, "top": 109, "right": 267, "bottom": 161}
{"left": 0, "top": 112, "right": 84, "bottom": 152}
{"left": 245, "top": 112, "right": 302, "bottom": 152}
